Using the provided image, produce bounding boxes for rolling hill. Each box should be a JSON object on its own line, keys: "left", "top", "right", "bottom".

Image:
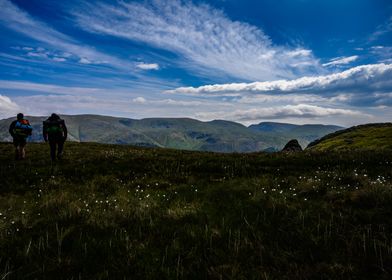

{"left": 0, "top": 115, "right": 343, "bottom": 152}
{"left": 306, "top": 123, "right": 392, "bottom": 151}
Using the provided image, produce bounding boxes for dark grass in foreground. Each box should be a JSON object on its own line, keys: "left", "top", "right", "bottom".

{"left": 1, "top": 142, "right": 392, "bottom": 279}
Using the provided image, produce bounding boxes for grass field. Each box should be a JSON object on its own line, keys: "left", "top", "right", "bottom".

{"left": 1, "top": 142, "right": 392, "bottom": 279}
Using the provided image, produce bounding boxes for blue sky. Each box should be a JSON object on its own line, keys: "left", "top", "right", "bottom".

{"left": 0, "top": 0, "right": 391, "bottom": 126}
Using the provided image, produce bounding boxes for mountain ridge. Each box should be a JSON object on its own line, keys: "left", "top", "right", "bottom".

{"left": 0, "top": 115, "right": 343, "bottom": 152}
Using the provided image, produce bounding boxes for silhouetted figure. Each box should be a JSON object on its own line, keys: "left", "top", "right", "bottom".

{"left": 43, "top": 113, "right": 67, "bottom": 161}
{"left": 9, "top": 113, "right": 33, "bottom": 160}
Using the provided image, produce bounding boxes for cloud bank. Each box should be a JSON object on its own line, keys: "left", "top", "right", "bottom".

{"left": 167, "top": 63, "right": 392, "bottom": 95}
{"left": 0, "top": 95, "right": 20, "bottom": 119}
{"left": 196, "top": 104, "right": 363, "bottom": 121}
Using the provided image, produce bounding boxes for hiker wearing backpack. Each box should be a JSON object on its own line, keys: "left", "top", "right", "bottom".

{"left": 9, "top": 113, "right": 33, "bottom": 160}
{"left": 43, "top": 113, "right": 67, "bottom": 161}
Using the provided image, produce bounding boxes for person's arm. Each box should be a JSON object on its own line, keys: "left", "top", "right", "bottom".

{"left": 42, "top": 121, "right": 48, "bottom": 142}
{"left": 27, "top": 120, "right": 33, "bottom": 136}
{"left": 62, "top": 121, "right": 68, "bottom": 140}
{"left": 9, "top": 121, "right": 15, "bottom": 137}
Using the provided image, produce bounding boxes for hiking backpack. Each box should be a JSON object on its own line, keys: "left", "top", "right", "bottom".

{"left": 14, "top": 119, "right": 33, "bottom": 137}
{"left": 45, "top": 120, "right": 64, "bottom": 135}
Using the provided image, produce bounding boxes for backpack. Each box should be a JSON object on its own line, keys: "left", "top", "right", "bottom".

{"left": 45, "top": 120, "right": 64, "bottom": 135}
{"left": 14, "top": 119, "right": 33, "bottom": 137}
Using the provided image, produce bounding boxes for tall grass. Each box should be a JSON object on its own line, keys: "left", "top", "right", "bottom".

{"left": 0, "top": 142, "right": 391, "bottom": 279}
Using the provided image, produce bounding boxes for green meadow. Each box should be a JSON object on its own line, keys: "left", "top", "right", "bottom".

{"left": 1, "top": 142, "right": 392, "bottom": 279}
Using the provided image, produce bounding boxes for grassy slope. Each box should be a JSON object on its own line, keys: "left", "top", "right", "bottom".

{"left": 1, "top": 142, "right": 392, "bottom": 279}
{"left": 307, "top": 123, "right": 392, "bottom": 151}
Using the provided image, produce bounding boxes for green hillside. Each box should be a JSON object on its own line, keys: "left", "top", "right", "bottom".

{"left": 1, "top": 142, "right": 392, "bottom": 279}
{"left": 0, "top": 115, "right": 342, "bottom": 152}
{"left": 307, "top": 123, "right": 392, "bottom": 151}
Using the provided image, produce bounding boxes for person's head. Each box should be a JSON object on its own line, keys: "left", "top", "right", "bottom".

{"left": 50, "top": 113, "right": 60, "bottom": 120}
{"left": 17, "top": 113, "right": 24, "bottom": 120}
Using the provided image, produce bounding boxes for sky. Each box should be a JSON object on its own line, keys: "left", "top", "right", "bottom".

{"left": 0, "top": 0, "right": 391, "bottom": 126}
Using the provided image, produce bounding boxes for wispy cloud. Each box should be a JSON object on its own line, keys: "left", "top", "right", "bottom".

{"left": 369, "top": 16, "right": 392, "bottom": 42}
{"left": 0, "top": 0, "right": 130, "bottom": 70}
{"left": 322, "top": 55, "right": 358, "bottom": 67}
{"left": 0, "top": 80, "right": 102, "bottom": 95}
{"left": 370, "top": 45, "right": 392, "bottom": 63}
{"left": 167, "top": 63, "right": 392, "bottom": 96}
{"left": 71, "top": 0, "right": 321, "bottom": 81}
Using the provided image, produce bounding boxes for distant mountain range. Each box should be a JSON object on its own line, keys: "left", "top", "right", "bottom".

{"left": 0, "top": 115, "right": 343, "bottom": 152}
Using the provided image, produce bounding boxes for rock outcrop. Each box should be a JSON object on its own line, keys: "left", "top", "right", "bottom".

{"left": 282, "top": 139, "right": 303, "bottom": 152}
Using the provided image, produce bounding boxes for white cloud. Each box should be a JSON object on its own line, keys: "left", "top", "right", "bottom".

{"left": 167, "top": 63, "right": 392, "bottom": 95}
{"left": 0, "top": 95, "right": 21, "bottom": 119}
{"left": 136, "top": 63, "right": 160, "bottom": 70}
{"left": 52, "top": 57, "right": 67, "bottom": 62}
{"left": 79, "top": 57, "right": 92, "bottom": 64}
{"left": 26, "top": 51, "right": 48, "bottom": 58}
{"left": 322, "top": 55, "right": 358, "bottom": 67}
{"left": 196, "top": 104, "right": 364, "bottom": 121}
{"left": 72, "top": 0, "right": 321, "bottom": 81}
{"left": 132, "top": 97, "right": 147, "bottom": 104}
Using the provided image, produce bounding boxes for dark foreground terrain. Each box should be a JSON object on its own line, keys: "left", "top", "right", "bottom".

{"left": 1, "top": 142, "right": 392, "bottom": 279}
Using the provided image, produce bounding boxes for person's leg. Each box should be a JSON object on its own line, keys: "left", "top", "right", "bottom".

{"left": 49, "top": 141, "right": 57, "bottom": 161}
{"left": 13, "top": 139, "right": 18, "bottom": 160}
{"left": 20, "top": 143, "right": 26, "bottom": 159}
{"left": 14, "top": 145, "right": 20, "bottom": 160}
{"left": 57, "top": 141, "right": 64, "bottom": 160}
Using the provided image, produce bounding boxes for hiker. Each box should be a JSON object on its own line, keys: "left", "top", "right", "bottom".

{"left": 43, "top": 113, "right": 67, "bottom": 161}
{"left": 9, "top": 113, "right": 33, "bottom": 160}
